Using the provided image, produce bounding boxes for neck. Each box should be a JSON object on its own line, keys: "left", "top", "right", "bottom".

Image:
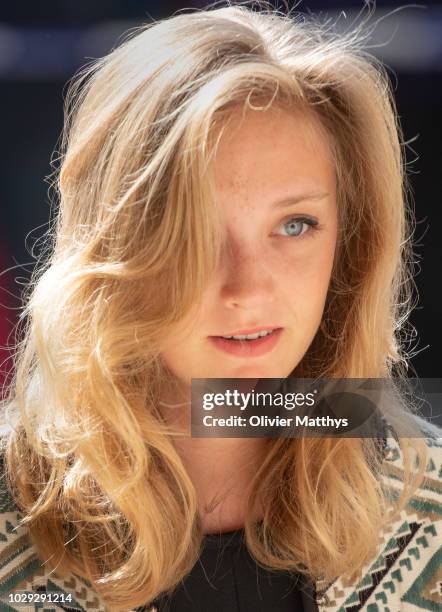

{"left": 158, "top": 381, "right": 269, "bottom": 534}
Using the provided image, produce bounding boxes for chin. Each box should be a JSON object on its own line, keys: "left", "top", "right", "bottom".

{"left": 218, "top": 363, "right": 287, "bottom": 379}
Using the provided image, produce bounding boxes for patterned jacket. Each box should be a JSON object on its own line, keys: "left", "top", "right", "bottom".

{"left": 0, "top": 419, "right": 440, "bottom": 612}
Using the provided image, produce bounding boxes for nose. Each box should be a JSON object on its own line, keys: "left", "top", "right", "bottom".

{"left": 218, "top": 239, "right": 277, "bottom": 310}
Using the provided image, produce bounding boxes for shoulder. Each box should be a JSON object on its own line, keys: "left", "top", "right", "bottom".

{"left": 317, "top": 421, "right": 442, "bottom": 611}
{"left": 0, "top": 432, "right": 114, "bottom": 612}
{"left": 0, "top": 432, "right": 159, "bottom": 612}
{"left": 380, "top": 416, "right": 442, "bottom": 521}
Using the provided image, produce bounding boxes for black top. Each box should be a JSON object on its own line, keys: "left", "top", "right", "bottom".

{"left": 148, "top": 527, "right": 317, "bottom": 612}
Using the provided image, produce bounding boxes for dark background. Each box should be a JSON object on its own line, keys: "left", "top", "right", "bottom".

{"left": 1, "top": 0, "right": 441, "bottom": 393}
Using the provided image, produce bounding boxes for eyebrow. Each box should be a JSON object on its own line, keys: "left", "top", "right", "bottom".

{"left": 273, "top": 192, "right": 330, "bottom": 208}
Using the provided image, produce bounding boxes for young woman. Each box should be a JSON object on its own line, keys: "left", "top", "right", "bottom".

{"left": 0, "top": 3, "right": 441, "bottom": 611}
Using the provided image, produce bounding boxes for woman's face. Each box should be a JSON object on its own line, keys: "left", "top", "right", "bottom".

{"left": 161, "top": 105, "right": 338, "bottom": 382}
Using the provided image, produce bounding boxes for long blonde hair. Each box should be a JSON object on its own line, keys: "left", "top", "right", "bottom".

{"left": 1, "top": 2, "right": 430, "bottom": 610}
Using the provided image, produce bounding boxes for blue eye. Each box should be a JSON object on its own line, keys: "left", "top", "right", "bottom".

{"left": 275, "top": 216, "right": 319, "bottom": 238}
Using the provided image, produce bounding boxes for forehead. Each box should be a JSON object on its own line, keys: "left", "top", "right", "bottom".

{"left": 210, "top": 104, "right": 335, "bottom": 197}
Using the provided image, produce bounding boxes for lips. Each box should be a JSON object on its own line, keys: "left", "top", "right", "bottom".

{"left": 208, "top": 328, "right": 283, "bottom": 358}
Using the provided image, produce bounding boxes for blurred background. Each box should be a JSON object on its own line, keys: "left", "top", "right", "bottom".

{"left": 0, "top": 0, "right": 441, "bottom": 394}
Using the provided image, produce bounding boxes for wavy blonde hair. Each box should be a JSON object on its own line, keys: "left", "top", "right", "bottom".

{"left": 1, "top": 2, "right": 430, "bottom": 610}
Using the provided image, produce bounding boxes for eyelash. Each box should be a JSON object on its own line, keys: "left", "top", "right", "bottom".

{"left": 273, "top": 216, "right": 321, "bottom": 239}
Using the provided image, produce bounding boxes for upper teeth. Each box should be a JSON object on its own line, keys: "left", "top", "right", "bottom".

{"left": 221, "top": 329, "right": 275, "bottom": 340}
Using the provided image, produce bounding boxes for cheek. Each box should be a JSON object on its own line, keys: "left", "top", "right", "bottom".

{"left": 159, "top": 319, "right": 202, "bottom": 377}
{"left": 277, "top": 238, "right": 336, "bottom": 321}
{"left": 160, "top": 339, "right": 201, "bottom": 385}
